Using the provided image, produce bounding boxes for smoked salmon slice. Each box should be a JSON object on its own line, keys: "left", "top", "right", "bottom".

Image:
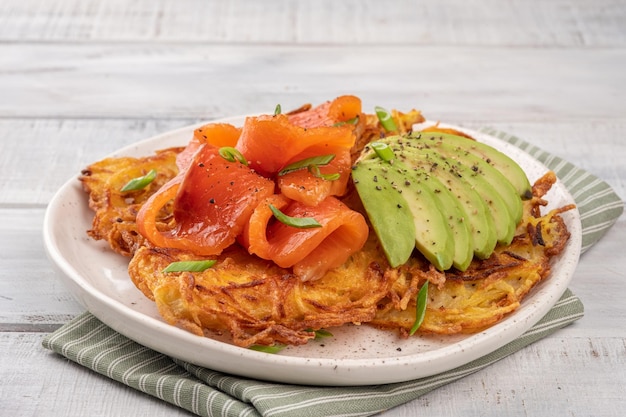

{"left": 276, "top": 148, "right": 352, "bottom": 206}
{"left": 193, "top": 123, "right": 241, "bottom": 147}
{"left": 287, "top": 95, "right": 362, "bottom": 128}
{"left": 235, "top": 113, "right": 355, "bottom": 177}
{"left": 234, "top": 97, "right": 361, "bottom": 205}
{"left": 241, "top": 194, "right": 369, "bottom": 281}
{"left": 135, "top": 96, "right": 371, "bottom": 281}
{"left": 137, "top": 143, "right": 274, "bottom": 255}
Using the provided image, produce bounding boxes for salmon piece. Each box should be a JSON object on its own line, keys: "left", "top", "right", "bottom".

{"left": 137, "top": 144, "right": 274, "bottom": 255}
{"left": 277, "top": 148, "right": 352, "bottom": 206}
{"left": 135, "top": 178, "right": 182, "bottom": 249}
{"left": 193, "top": 123, "right": 241, "bottom": 147}
{"left": 287, "top": 95, "right": 362, "bottom": 128}
{"left": 235, "top": 114, "right": 355, "bottom": 177}
{"left": 241, "top": 195, "right": 369, "bottom": 281}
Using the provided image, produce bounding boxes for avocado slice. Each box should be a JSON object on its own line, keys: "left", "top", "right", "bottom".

{"left": 392, "top": 150, "right": 500, "bottom": 257}
{"left": 350, "top": 162, "right": 416, "bottom": 268}
{"left": 377, "top": 142, "right": 517, "bottom": 246}
{"left": 398, "top": 135, "right": 524, "bottom": 224}
{"left": 352, "top": 158, "right": 456, "bottom": 270}
{"left": 411, "top": 131, "right": 532, "bottom": 199}
{"left": 409, "top": 168, "right": 474, "bottom": 271}
{"left": 403, "top": 149, "right": 516, "bottom": 245}
{"left": 352, "top": 131, "right": 529, "bottom": 271}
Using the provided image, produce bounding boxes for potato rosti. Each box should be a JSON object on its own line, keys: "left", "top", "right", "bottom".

{"left": 80, "top": 147, "right": 182, "bottom": 257}
{"left": 79, "top": 98, "right": 574, "bottom": 348}
{"left": 371, "top": 171, "right": 573, "bottom": 335}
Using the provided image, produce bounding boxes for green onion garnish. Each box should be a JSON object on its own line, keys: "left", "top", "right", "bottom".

{"left": 308, "top": 165, "right": 341, "bottom": 181}
{"left": 162, "top": 260, "right": 217, "bottom": 273}
{"left": 409, "top": 282, "right": 429, "bottom": 336}
{"left": 120, "top": 169, "right": 157, "bottom": 192}
{"left": 218, "top": 147, "right": 248, "bottom": 165}
{"left": 278, "top": 154, "right": 336, "bottom": 176}
{"left": 249, "top": 344, "right": 286, "bottom": 354}
{"left": 274, "top": 104, "right": 282, "bottom": 115}
{"left": 371, "top": 142, "right": 395, "bottom": 162}
{"left": 312, "top": 329, "right": 333, "bottom": 340}
{"left": 332, "top": 116, "right": 359, "bottom": 127}
{"left": 375, "top": 106, "right": 398, "bottom": 132}
{"left": 269, "top": 204, "right": 322, "bottom": 229}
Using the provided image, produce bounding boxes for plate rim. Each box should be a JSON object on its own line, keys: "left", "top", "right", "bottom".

{"left": 43, "top": 118, "right": 582, "bottom": 386}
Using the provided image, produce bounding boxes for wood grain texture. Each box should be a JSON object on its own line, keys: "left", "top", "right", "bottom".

{"left": 1, "top": 0, "right": 625, "bottom": 46}
{"left": 0, "top": 208, "right": 82, "bottom": 329}
{"left": 2, "top": 0, "right": 625, "bottom": 415}
{"left": 5, "top": 44, "right": 626, "bottom": 120}
{"left": 2, "top": 332, "right": 624, "bottom": 416}
{"left": 2, "top": 333, "right": 190, "bottom": 416}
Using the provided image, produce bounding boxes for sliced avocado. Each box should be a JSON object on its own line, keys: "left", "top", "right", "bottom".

{"left": 352, "top": 131, "right": 527, "bottom": 270}
{"left": 395, "top": 148, "right": 516, "bottom": 246}
{"left": 411, "top": 131, "right": 532, "bottom": 199}
{"left": 351, "top": 162, "right": 416, "bottom": 267}
{"left": 398, "top": 135, "right": 523, "bottom": 224}
{"left": 392, "top": 150, "right": 499, "bottom": 257}
{"left": 410, "top": 168, "right": 474, "bottom": 271}
{"left": 377, "top": 136, "right": 519, "bottom": 245}
{"left": 352, "top": 158, "right": 455, "bottom": 270}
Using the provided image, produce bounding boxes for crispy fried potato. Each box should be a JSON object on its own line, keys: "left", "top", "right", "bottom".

{"left": 79, "top": 147, "right": 182, "bottom": 256}
{"left": 80, "top": 124, "right": 573, "bottom": 348}
{"left": 371, "top": 172, "right": 574, "bottom": 336}
{"left": 128, "top": 238, "right": 390, "bottom": 347}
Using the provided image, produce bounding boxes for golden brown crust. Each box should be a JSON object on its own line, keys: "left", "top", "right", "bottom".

{"left": 80, "top": 117, "right": 574, "bottom": 348}
{"left": 371, "top": 172, "right": 573, "bottom": 336}
{"left": 128, "top": 240, "right": 391, "bottom": 347}
{"left": 79, "top": 147, "right": 182, "bottom": 256}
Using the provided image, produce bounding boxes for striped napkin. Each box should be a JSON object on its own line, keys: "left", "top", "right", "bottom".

{"left": 43, "top": 129, "right": 623, "bottom": 417}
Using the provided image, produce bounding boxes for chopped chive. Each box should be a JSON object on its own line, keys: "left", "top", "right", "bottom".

{"left": 162, "top": 260, "right": 217, "bottom": 273}
{"left": 308, "top": 165, "right": 341, "bottom": 181}
{"left": 269, "top": 204, "right": 322, "bottom": 229}
{"left": 120, "top": 169, "right": 157, "bottom": 192}
{"left": 332, "top": 116, "right": 359, "bottom": 127}
{"left": 375, "top": 106, "right": 398, "bottom": 132}
{"left": 218, "top": 147, "right": 248, "bottom": 165}
{"left": 409, "top": 282, "right": 429, "bottom": 336}
{"left": 278, "top": 154, "right": 336, "bottom": 176}
{"left": 249, "top": 344, "right": 286, "bottom": 354}
{"left": 371, "top": 142, "right": 396, "bottom": 162}
{"left": 313, "top": 329, "right": 333, "bottom": 340}
{"left": 274, "top": 104, "right": 282, "bottom": 115}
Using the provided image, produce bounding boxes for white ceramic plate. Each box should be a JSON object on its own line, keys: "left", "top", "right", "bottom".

{"left": 43, "top": 117, "right": 582, "bottom": 386}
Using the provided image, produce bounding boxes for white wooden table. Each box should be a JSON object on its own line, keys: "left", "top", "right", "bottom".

{"left": 2, "top": 1, "right": 625, "bottom": 415}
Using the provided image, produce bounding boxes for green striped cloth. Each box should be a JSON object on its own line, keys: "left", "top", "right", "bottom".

{"left": 43, "top": 129, "right": 623, "bottom": 417}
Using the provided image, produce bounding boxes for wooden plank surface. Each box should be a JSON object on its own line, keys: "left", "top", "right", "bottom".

{"left": 1, "top": 0, "right": 625, "bottom": 46}
{"left": 4, "top": 44, "right": 625, "bottom": 120}
{"left": 2, "top": 331, "right": 624, "bottom": 416}
{"left": 2, "top": 0, "right": 625, "bottom": 415}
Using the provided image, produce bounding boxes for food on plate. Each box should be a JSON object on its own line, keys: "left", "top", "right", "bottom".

{"left": 79, "top": 95, "right": 575, "bottom": 348}
{"left": 81, "top": 147, "right": 183, "bottom": 257}
{"left": 352, "top": 131, "right": 532, "bottom": 271}
{"left": 371, "top": 171, "right": 572, "bottom": 335}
